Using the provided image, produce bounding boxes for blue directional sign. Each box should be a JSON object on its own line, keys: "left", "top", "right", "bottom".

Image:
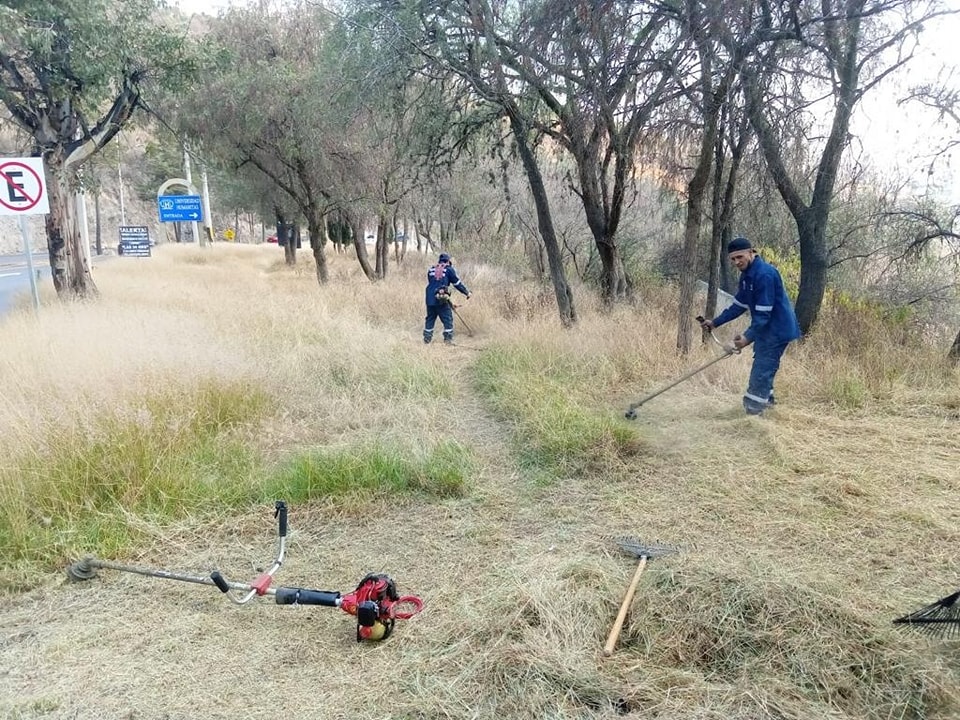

{"left": 157, "top": 194, "right": 204, "bottom": 223}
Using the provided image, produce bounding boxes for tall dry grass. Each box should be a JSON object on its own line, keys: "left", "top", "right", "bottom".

{"left": 0, "top": 243, "right": 958, "bottom": 720}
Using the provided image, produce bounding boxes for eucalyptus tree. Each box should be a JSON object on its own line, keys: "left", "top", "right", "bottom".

{"left": 395, "top": 1, "right": 575, "bottom": 325}
{"left": 408, "top": 0, "right": 690, "bottom": 312}
{"left": 735, "top": 0, "right": 952, "bottom": 334}
{"left": 656, "top": 0, "right": 748, "bottom": 353}
{"left": 0, "top": 0, "right": 203, "bottom": 298}
{"left": 179, "top": 1, "right": 368, "bottom": 282}
{"left": 331, "top": 8, "right": 463, "bottom": 280}
{"left": 508, "top": 1, "right": 686, "bottom": 304}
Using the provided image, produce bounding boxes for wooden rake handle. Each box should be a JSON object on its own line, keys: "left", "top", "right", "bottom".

{"left": 603, "top": 555, "right": 648, "bottom": 656}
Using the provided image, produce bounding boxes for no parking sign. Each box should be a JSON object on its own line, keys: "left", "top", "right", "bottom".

{"left": 0, "top": 157, "right": 50, "bottom": 216}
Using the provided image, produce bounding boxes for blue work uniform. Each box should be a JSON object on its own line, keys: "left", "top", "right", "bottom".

{"left": 424, "top": 263, "right": 469, "bottom": 344}
{"left": 712, "top": 255, "right": 801, "bottom": 414}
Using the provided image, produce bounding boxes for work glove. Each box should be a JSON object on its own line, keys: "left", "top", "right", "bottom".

{"left": 699, "top": 317, "right": 715, "bottom": 330}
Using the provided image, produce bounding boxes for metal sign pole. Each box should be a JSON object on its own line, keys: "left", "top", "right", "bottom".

{"left": 19, "top": 215, "right": 41, "bottom": 313}
{"left": 201, "top": 167, "right": 214, "bottom": 244}
{"left": 183, "top": 145, "right": 203, "bottom": 247}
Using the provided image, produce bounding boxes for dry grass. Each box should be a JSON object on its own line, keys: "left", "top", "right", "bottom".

{"left": 0, "top": 243, "right": 958, "bottom": 719}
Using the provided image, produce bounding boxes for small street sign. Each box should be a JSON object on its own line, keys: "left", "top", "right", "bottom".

{"left": 157, "top": 194, "right": 203, "bottom": 223}
{"left": 0, "top": 157, "right": 49, "bottom": 216}
{"left": 118, "top": 226, "right": 152, "bottom": 257}
{"left": 223, "top": 228, "right": 236, "bottom": 241}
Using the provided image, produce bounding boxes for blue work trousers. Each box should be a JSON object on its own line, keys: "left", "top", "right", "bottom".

{"left": 424, "top": 303, "right": 454, "bottom": 342}
{"left": 743, "top": 338, "right": 791, "bottom": 414}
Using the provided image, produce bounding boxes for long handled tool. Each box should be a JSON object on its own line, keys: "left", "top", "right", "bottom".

{"left": 452, "top": 303, "right": 475, "bottom": 337}
{"left": 624, "top": 318, "right": 739, "bottom": 419}
{"left": 625, "top": 352, "right": 735, "bottom": 419}
{"left": 603, "top": 537, "right": 679, "bottom": 655}
{"left": 893, "top": 589, "right": 960, "bottom": 638}
{"left": 67, "top": 501, "right": 424, "bottom": 642}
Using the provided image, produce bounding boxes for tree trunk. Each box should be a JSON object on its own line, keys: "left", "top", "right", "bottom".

{"left": 741, "top": 2, "right": 866, "bottom": 335}
{"left": 794, "top": 209, "right": 829, "bottom": 332}
{"left": 284, "top": 224, "right": 298, "bottom": 265}
{"left": 308, "top": 214, "right": 328, "bottom": 284}
{"left": 44, "top": 157, "right": 97, "bottom": 299}
{"left": 677, "top": 120, "right": 715, "bottom": 355}
{"left": 349, "top": 214, "right": 376, "bottom": 280}
{"left": 575, "top": 147, "right": 629, "bottom": 304}
{"left": 949, "top": 328, "right": 960, "bottom": 365}
{"left": 375, "top": 214, "right": 389, "bottom": 279}
{"left": 508, "top": 111, "right": 577, "bottom": 327}
{"left": 595, "top": 238, "right": 630, "bottom": 304}
{"left": 678, "top": 50, "right": 730, "bottom": 354}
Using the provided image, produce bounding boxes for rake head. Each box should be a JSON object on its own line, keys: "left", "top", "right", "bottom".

{"left": 893, "top": 589, "right": 960, "bottom": 639}
{"left": 611, "top": 536, "right": 680, "bottom": 560}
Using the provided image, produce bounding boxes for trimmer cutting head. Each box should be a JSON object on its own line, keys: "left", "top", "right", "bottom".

{"left": 66, "top": 557, "right": 98, "bottom": 581}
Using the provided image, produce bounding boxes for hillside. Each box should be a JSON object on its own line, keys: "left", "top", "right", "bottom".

{"left": 0, "top": 244, "right": 958, "bottom": 719}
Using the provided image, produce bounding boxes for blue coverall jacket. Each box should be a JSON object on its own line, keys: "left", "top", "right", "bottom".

{"left": 424, "top": 263, "right": 470, "bottom": 342}
{"left": 425, "top": 264, "right": 469, "bottom": 307}
{"left": 712, "top": 255, "right": 800, "bottom": 413}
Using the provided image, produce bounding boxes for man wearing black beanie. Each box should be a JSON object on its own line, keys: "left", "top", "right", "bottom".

{"left": 699, "top": 237, "right": 801, "bottom": 415}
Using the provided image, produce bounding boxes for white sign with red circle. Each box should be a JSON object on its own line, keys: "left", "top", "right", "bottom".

{"left": 0, "top": 157, "right": 50, "bottom": 216}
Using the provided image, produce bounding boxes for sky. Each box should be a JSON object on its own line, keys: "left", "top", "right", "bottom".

{"left": 847, "top": 7, "right": 960, "bottom": 200}
{"left": 170, "top": 0, "right": 236, "bottom": 15}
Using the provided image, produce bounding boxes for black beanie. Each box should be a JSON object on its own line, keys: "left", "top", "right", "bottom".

{"left": 727, "top": 237, "right": 752, "bottom": 253}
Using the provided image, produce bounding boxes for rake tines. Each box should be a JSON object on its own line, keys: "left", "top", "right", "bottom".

{"left": 893, "top": 589, "right": 960, "bottom": 639}
{"left": 611, "top": 536, "right": 681, "bottom": 560}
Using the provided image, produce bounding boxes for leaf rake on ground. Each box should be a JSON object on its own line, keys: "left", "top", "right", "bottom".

{"left": 893, "top": 589, "right": 960, "bottom": 639}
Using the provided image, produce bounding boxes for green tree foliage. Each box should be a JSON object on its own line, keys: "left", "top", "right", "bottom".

{"left": 0, "top": 0, "right": 204, "bottom": 297}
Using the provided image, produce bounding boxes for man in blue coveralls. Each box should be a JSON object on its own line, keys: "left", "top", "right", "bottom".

{"left": 699, "top": 237, "right": 801, "bottom": 415}
{"left": 424, "top": 252, "right": 471, "bottom": 345}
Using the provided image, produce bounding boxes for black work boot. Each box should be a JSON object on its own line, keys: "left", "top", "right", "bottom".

{"left": 743, "top": 396, "right": 766, "bottom": 416}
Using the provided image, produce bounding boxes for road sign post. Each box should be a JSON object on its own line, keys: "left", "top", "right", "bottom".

{"left": 2, "top": 156, "right": 50, "bottom": 314}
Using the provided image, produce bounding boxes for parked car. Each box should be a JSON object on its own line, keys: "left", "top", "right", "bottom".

{"left": 266, "top": 234, "right": 278, "bottom": 243}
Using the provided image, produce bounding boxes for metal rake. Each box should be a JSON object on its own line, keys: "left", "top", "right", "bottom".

{"left": 603, "top": 536, "right": 680, "bottom": 655}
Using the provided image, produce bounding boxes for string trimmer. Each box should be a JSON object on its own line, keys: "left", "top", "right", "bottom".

{"left": 67, "top": 501, "right": 424, "bottom": 642}
{"left": 624, "top": 316, "right": 739, "bottom": 419}
{"left": 435, "top": 287, "right": 475, "bottom": 337}
{"left": 451, "top": 303, "right": 475, "bottom": 337}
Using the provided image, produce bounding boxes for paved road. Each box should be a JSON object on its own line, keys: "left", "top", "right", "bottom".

{"left": 0, "top": 252, "right": 50, "bottom": 316}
